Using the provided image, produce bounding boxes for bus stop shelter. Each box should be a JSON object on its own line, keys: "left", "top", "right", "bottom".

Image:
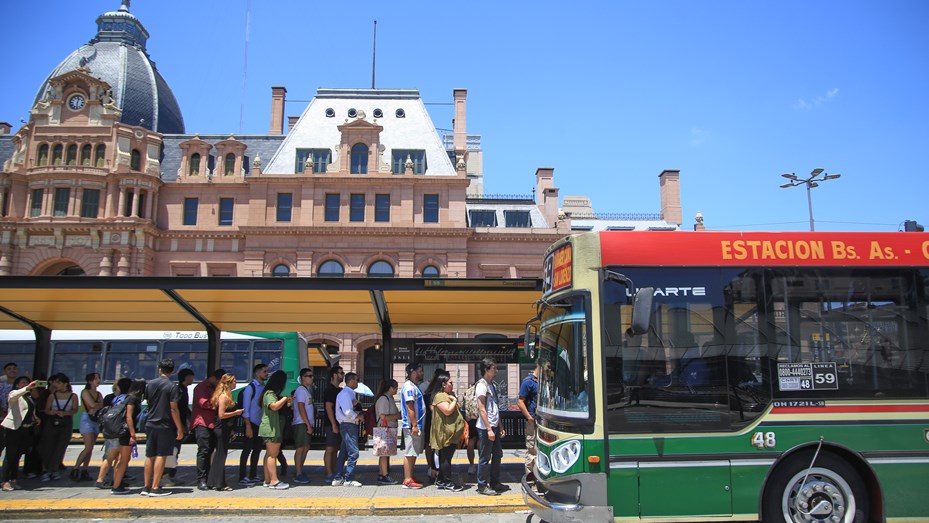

{"left": 0, "top": 276, "right": 542, "bottom": 375}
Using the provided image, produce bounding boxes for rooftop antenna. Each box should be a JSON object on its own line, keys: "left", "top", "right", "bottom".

{"left": 371, "top": 20, "right": 377, "bottom": 89}
{"left": 239, "top": 0, "right": 252, "bottom": 134}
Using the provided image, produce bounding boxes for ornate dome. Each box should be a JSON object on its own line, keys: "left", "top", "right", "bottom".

{"left": 32, "top": 1, "right": 185, "bottom": 134}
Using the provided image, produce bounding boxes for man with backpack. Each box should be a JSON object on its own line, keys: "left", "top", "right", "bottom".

{"left": 476, "top": 357, "right": 505, "bottom": 496}
{"left": 142, "top": 358, "right": 185, "bottom": 497}
{"left": 292, "top": 368, "right": 314, "bottom": 484}
{"left": 163, "top": 368, "right": 193, "bottom": 487}
{"left": 238, "top": 363, "right": 267, "bottom": 485}
{"left": 190, "top": 368, "right": 225, "bottom": 490}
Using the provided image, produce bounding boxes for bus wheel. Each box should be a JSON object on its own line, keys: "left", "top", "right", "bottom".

{"left": 763, "top": 452, "right": 869, "bottom": 523}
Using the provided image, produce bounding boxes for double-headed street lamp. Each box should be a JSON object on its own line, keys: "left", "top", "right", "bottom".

{"left": 779, "top": 168, "right": 841, "bottom": 231}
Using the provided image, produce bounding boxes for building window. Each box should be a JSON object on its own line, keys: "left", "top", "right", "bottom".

{"left": 375, "top": 194, "right": 390, "bottom": 222}
{"left": 350, "top": 143, "right": 368, "bottom": 174}
{"left": 350, "top": 193, "right": 365, "bottom": 222}
{"left": 37, "top": 144, "right": 49, "bottom": 166}
{"left": 94, "top": 145, "right": 106, "bottom": 168}
{"left": 66, "top": 144, "right": 77, "bottom": 166}
{"left": 391, "top": 150, "right": 426, "bottom": 174}
{"left": 52, "top": 144, "right": 63, "bottom": 165}
{"left": 81, "top": 189, "right": 100, "bottom": 218}
{"left": 469, "top": 210, "right": 498, "bottom": 227}
{"left": 137, "top": 191, "right": 147, "bottom": 219}
{"left": 224, "top": 153, "right": 236, "bottom": 176}
{"left": 272, "top": 264, "right": 290, "bottom": 277}
{"left": 124, "top": 191, "right": 134, "bottom": 216}
{"left": 30, "top": 188, "right": 43, "bottom": 217}
{"left": 80, "top": 144, "right": 92, "bottom": 166}
{"left": 183, "top": 198, "right": 198, "bottom": 225}
{"left": 422, "top": 265, "right": 440, "bottom": 277}
{"left": 219, "top": 197, "right": 234, "bottom": 226}
{"left": 504, "top": 210, "right": 531, "bottom": 228}
{"left": 395, "top": 108, "right": 405, "bottom": 118}
{"left": 130, "top": 149, "right": 142, "bottom": 171}
{"left": 319, "top": 260, "right": 344, "bottom": 277}
{"left": 325, "top": 194, "right": 340, "bottom": 222}
{"left": 276, "top": 193, "right": 293, "bottom": 222}
{"left": 53, "top": 188, "right": 70, "bottom": 217}
{"left": 424, "top": 194, "right": 439, "bottom": 223}
{"left": 189, "top": 153, "right": 201, "bottom": 176}
{"left": 296, "top": 148, "right": 331, "bottom": 174}
{"left": 367, "top": 261, "right": 394, "bottom": 278}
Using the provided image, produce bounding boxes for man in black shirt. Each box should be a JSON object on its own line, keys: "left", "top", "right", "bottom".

{"left": 323, "top": 365, "right": 344, "bottom": 483}
{"left": 163, "top": 368, "right": 194, "bottom": 486}
{"left": 142, "top": 359, "right": 184, "bottom": 497}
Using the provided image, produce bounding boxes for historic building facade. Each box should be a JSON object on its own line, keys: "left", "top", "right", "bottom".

{"left": 0, "top": 2, "right": 683, "bottom": 396}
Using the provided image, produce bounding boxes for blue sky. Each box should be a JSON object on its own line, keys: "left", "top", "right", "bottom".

{"left": 3, "top": 1, "right": 927, "bottom": 232}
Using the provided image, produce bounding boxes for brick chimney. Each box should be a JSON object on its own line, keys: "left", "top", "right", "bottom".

{"left": 658, "top": 169, "right": 682, "bottom": 226}
{"left": 536, "top": 167, "right": 559, "bottom": 227}
{"left": 452, "top": 89, "right": 467, "bottom": 172}
{"left": 269, "top": 86, "right": 287, "bottom": 135}
{"left": 0, "top": 122, "right": 11, "bottom": 134}
{"left": 287, "top": 116, "right": 299, "bottom": 133}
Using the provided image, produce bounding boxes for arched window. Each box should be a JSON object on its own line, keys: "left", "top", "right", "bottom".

{"left": 318, "top": 260, "right": 344, "bottom": 278}
{"left": 350, "top": 143, "right": 368, "bottom": 174}
{"left": 224, "top": 153, "right": 236, "bottom": 176}
{"left": 422, "top": 265, "right": 440, "bottom": 277}
{"left": 272, "top": 264, "right": 290, "bottom": 277}
{"left": 189, "top": 153, "right": 201, "bottom": 176}
{"left": 367, "top": 260, "right": 394, "bottom": 278}
{"left": 80, "top": 144, "right": 92, "bottom": 166}
{"left": 52, "top": 144, "right": 63, "bottom": 166}
{"left": 37, "top": 144, "right": 49, "bottom": 166}
{"left": 130, "top": 149, "right": 142, "bottom": 171}
{"left": 66, "top": 144, "right": 78, "bottom": 166}
{"left": 94, "top": 145, "right": 106, "bottom": 168}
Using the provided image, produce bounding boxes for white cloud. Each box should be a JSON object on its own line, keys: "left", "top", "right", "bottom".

{"left": 794, "top": 87, "right": 839, "bottom": 110}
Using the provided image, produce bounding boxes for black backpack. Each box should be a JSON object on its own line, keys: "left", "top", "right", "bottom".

{"left": 100, "top": 394, "right": 129, "bottom": 439}
{"left": 234, "top": 382, "right": 257, "bottom": 412}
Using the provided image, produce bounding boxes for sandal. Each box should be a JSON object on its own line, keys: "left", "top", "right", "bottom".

{"left": 1, "top": 482, "right": 13, "bottom": 492}
{"left": 220, "top": 486, "right": 233, "bottom": 491}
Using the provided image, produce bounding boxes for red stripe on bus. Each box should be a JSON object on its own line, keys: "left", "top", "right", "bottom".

{"left": 771, "top": 405, "right": 929, "bottom": 414}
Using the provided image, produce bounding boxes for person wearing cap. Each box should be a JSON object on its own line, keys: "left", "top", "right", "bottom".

{"left": 190, "top": 368, "right": 225, "bottom": 491}
{"left": 400, "top": 362, "right": 426, "bottom": 489}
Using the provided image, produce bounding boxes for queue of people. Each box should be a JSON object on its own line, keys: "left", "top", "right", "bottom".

{"left": 0, "top": 357, "right": 536, "bottom": 495}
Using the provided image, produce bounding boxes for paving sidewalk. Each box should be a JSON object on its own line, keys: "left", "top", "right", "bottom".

{"left": 0, "top": 443, "right": 531, "bottom": 519}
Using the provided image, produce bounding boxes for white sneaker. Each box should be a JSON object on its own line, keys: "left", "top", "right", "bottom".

{"left": 40, "top": 473, "right": 52, "bottom": 482}
{"left": 268, "top": 482, "right": 289, "bottom": 490}
{"left": 331, "top": 478, "right": 344, "bottom": 486}
{"left": 344, "top": 480, "right": 362, "bottom": 487}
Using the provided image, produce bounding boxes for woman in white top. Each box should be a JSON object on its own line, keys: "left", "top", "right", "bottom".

{"left": 373, "top": 378, "right": 401, "bottom": 485}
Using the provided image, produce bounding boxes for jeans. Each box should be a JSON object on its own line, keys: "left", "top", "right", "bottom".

{"left": 477, "top": 426, "right": 502, "bottom": 487}
{"left": 194, "top": 425, "right": 215, "bottom": 482}
{"left": 338, "top": 422, "right": 359, "bottom": 481}
{"left": 437, "top": 445, "right": 457, "bottom": 485}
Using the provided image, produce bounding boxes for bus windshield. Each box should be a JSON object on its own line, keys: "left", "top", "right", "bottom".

{"left": 537, "top": 294, "right": 590, "bottom": 420}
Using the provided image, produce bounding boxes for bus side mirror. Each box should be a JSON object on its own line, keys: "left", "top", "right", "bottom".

{"left": 626, "top": 287, "right": 654, "bottom": 337}
{"left": 524, "top": 322, "right": 538, "bottom": 359}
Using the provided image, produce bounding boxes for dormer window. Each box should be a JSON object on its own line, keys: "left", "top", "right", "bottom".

{"left": 296, "top": 148, "right": 331, "bottom": 174}
{"left": 350, "top": 143, "right": 368, "bottom": 174}
{"left": 130, "top": 149, "right": 142, "bottom": 171}
{"left": 469, "top": 210, "right": 497, "bottom": 227}
{"left": 395, "top": 108, "right": 405, "bottom": 118}
{"left": 373, "top": 108, "right": 383, "bottom": 118}
{"left": 325, "top": 108, "right": 335, "bottom": 118}
{"left": 391, "top": 150, "right": 426, "bottom": 174}
{"left": 189, "top": 153, "right": 201, "bottom": 176}
{"left": 348, "top": 108, "right": 358, "bottom": 118}
{"left": 504, "top": 210, "right": 531, "bottom": 228}
{"left": 224, "top": 153, "right": 236, "bottom": 176}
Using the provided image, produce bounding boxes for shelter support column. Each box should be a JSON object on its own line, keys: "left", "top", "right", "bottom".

{"left": 207, "top": 326, "right": 221, "bottom": 374}
{"left": 32, "top": 325, "right": 51, "bottom": 379}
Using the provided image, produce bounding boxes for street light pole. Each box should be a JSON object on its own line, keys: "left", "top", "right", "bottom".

{"left": 779, "top": 168, "right": 841, "bottom": 231}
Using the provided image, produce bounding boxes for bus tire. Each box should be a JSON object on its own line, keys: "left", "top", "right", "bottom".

{"left": 762, "top": 452, "right": 869, "bottom": 523}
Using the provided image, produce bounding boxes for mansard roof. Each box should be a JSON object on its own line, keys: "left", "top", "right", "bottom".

{"left": 263, "top": 88, "right": 456, "bottom": 176}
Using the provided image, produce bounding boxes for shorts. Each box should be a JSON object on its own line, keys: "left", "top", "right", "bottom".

{"left": 145, "top": 426, "right": 177, "bottom": 458}
{"left": 79, "top": 412, "right": 100, "bottom": 434}
{"left": 325, "top": 425, "right": 341, "bottom": 448}
{"left": 293, "top": 424, "right": 310, "bottom": 448}
{"left": 403, "top": 428, "right": 423, "bottom": 457}
{"left": 467, "top": 419, "right": 478, "bottom": 439}
{"left": 105, "top": 437, "right": 121, "bottom": 452}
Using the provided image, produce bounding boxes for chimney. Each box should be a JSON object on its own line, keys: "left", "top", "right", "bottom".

{"left": 452, "top": 89, "right": 467, "bottom": 172}
{"left": 535, "top": 167, "right": 559, "bottom": 227}
{"left": 269, "top": 86, "right": 287, "bottom": 135}
{"left": 658, "top": 169, "right": 682, "bottom": 226}
{"left": 287, "top": 116, "right": 299, "bottom": 133}
{"left": 0, "top": 122, "right": 11, "bottom": 135}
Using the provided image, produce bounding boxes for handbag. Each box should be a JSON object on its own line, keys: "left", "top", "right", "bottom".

{"left": 371, "top": 418, "right": 397, "bottom": 456}
{"left": 458, "top": 416, "right": 470, "bottom": 449}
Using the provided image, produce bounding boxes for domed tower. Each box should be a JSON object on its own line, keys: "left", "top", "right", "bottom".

{"left": 32, "top": 0, "right": 185, "bottom": 134}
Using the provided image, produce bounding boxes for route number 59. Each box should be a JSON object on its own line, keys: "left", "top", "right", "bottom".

{"left": 751, "top": 432, "right": 776, "bottom": 449}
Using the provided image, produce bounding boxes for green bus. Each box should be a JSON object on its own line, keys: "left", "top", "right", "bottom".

{"left": 523, "top": 231, "right": 929, "bottom": 523}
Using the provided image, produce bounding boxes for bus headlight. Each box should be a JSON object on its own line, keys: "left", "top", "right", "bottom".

{"left": 537, "top": 450, "right": 552, "bottom": 476}
{"left": 550, "top": 439, "right": 582, "bottom": 474}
